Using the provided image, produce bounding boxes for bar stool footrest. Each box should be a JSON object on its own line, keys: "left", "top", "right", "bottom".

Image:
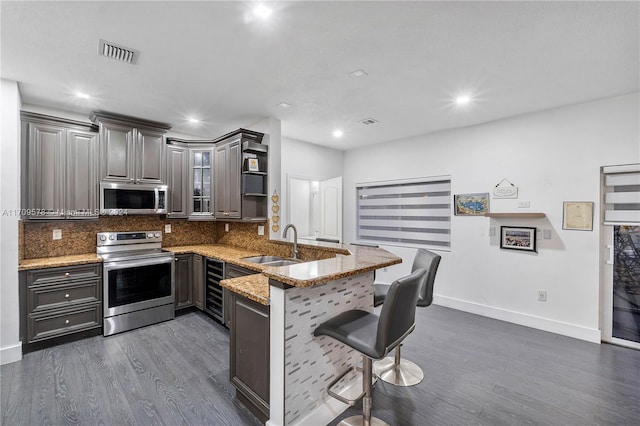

{"left": 327, "top": 366, "right": 377, "bottom": 406}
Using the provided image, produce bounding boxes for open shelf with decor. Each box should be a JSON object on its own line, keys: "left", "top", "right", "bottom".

{"left": 241, "top": 141, "right": 268, "bottom": 220}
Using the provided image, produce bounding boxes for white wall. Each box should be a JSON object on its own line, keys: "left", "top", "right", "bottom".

{"left": 281, "top": 137, "right": 344, "bottom": 230}
{"left": 0, "top": 79, "right": 22, "bottom": 364}
{"left": 344, "top": 93, "right": 640, "bottom": 342}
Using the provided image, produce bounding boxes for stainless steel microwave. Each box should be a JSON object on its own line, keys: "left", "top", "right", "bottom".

{"left": 100, "top": 182, "right": 167, "bottom": 215}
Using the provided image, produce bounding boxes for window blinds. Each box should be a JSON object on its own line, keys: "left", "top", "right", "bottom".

{"left": 356, "top": 176, "right": 451, "bottom": 250}
{"left": 603, "top": 163, "right": 640, "bottom": 225}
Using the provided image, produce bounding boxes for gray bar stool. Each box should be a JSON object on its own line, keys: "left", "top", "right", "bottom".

{"left": 373, "top": 248, "right": 441, "bottom": 387}
{"left": 314, "top": 268, "right": 427, "bottom": 426}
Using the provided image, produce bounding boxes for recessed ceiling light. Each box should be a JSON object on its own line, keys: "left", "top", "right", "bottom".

{"left": 332, "top": 130, "right": 343, "bottom": 138}
{"left": 360, "top": 118, "right": 379, "bottom": 125}
{"left": 455, "top": 95, "right": 472, "bottom": 105}
{"left": 75, "top": 92, "right": 90, "bottom": 99}
{"left": 188, "top": 118, "right": 200, "bottom": 124}
{"left": 252, "top": 4, "right": 273, "bottom": 20}
{"left": 349, "top": 69, "right": 368, "bottom": 78}
{"left": 278, "top": 102, "right": 291, "bottom": 108}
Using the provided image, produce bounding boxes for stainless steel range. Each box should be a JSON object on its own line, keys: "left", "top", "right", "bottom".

{"left": 97, "top": 231, "right": 175, "bottom": 336}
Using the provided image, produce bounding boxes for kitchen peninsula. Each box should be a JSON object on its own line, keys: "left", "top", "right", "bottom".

{"left": 220, "top": 244, "right": 401, "bottom": 426}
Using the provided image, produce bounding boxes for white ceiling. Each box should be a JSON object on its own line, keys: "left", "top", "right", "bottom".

{"left": 1, "top": 1, "right": 638, "bottom": 150}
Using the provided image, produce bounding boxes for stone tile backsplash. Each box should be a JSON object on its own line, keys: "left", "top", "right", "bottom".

{"left": 21, "top": 216, "right": 219, "bottom": 259}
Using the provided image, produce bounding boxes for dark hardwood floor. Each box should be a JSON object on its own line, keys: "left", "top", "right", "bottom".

{"left": 2, "top": 306, "right": 639, "bottom": 425}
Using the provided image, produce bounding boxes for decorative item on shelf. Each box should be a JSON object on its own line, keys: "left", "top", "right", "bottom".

{"left": 493, "top": 178, "right": 518, "bottom": 199}
{"left": 500, "top": 226, "right": 537, "bottom": 252}
{"left": 563, "top": 201, "right": 594, "bottom": 231}
{"left": 454, "top": 193, "right": 490, "bottom": 216}
{"left": 245, "top": 157, "right": 260, "bottom": 172}
{"left": 271, "top": 190, "right": 280, "bottom": 233}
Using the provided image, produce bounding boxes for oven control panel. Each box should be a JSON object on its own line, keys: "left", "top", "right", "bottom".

{"left": 97, "top": 231, "right": 163, "bottom": 246}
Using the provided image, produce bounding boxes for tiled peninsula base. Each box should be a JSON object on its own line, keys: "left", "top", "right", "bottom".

{"left": 268, "top": 272, "right": 374, "bottom": 426}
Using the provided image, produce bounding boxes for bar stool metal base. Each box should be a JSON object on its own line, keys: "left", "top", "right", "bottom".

{"left": 372, "top": 345, "right": 424, "bottom": 387}
{"left": 338, "top": 415, "right": 389, "bottom": 426}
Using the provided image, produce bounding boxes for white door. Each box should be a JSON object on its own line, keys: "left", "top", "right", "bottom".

{"left": 319, "top": 177, "right": 342, "bottom": 243}
{"left": 601, "top": 164, "right": 640, "bottom": 349}
{"left": 602, "top": 226, "right": 640, "bottom": 349}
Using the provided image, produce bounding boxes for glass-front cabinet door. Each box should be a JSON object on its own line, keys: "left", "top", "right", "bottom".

{"left": 189, "top": 148, "right": 214, "bottom": 219}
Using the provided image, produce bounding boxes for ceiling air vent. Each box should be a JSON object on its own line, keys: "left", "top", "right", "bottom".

{"left": 360, "top": 118, "right": 379, "bottom": 125}
{"left": 98, "top": 39, "right": 138, "bottom": 64}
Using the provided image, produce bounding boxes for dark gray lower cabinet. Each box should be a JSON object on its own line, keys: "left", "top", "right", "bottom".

{"left": 229, "top": 291, "right": 270, "bottom": 423}
{"left": 174, "top": 254, "right": 193, "bottom": 310}
{"left": 193, "top": 254, "right": 204, "bottom": 309}
{"left": 225, "top": 263, "right": 256, "bottom": 327}
{"left": 20, "top": 264, "right": 102, "bottom": 352}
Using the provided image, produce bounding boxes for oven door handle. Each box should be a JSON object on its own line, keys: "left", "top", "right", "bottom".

{"left": 103, "top": 255, "right": 174, "bottom": 271}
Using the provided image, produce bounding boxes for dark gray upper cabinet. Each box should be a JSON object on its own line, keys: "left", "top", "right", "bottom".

{"left": 166, "top": 143, "right": 189, "bottom": 218}
{"left": 136, "top": 127, "right": 165, "bottom": 184}
{"left": 66, "top": 129, "right": 99, "bottom": 217}
{"left": 189, "top": 146, "right": 215, "bottom": 219}
{"left": 21, "top": 112, "right": 98, "bottom": 220}
{"left": 99, "top": 121, "right": 134, "bottom": 182}
{"left": 91, "top": 111, "right": 170, "bottom": 184}
{"left": 214, "top": 138, "right": 241, "bottom": 219}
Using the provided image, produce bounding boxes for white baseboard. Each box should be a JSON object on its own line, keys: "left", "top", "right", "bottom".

{"left": 434, "top": 295, "right": 601, "bottom": 343}
{"left": 0, "top": 342, "right": 22, "bottom": 365}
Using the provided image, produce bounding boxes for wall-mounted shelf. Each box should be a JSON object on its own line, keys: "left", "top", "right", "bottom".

{"left": 484, "top": 212, "right": 546, "bottom": 218}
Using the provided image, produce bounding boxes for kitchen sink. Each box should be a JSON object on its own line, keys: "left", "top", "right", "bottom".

{"left": 263, "top": 259, "right": 300, "bottom": 267}
{"left": 242, "top": 255, "right": 301, "bottom": 267}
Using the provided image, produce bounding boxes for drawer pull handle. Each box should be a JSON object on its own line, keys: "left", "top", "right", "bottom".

{"left": 65, "top": 294, "right": 70, "bottom": 298}
{"left": 64, "top": 273, "right": 70, "bottom": 277}
{"left": 65, "top": 319, "right": 70, "bottom": 324}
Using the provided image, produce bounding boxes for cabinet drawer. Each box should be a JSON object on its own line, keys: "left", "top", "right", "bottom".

{"left": 28, "top": 280, "right": 101, "bottom": 313}
{"left": 27, "top": 264, "right": 101, "bottom": 285}
{"left": 28, "top": 303, "right": 102, "bottom": 343}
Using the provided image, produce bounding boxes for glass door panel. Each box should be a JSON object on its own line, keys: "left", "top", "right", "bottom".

{"left": 613, "top": 225, "right": 640, "bottom": 343}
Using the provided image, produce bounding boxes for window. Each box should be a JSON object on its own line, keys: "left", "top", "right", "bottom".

{"left": 356, "top": 176, "right": 451, "bottom": 250}
{"left": 603, "top": 163, "right": 640, "bottom": 225}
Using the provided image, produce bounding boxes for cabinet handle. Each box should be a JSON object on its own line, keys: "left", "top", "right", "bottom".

{"left": 175, "top": 258, "right": 179, "bottom": 262}
{"left": 65, "top": 319, "right": 70, "bottom": 324}
{"left": 64, "top": 293, "right": 70, "bottom": 298}
{"left": 64, "top": 273, "right": 70, "bottom": 277}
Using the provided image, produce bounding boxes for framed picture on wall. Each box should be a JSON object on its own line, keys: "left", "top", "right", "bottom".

{"left": 563, "top": 201, "right": 594, "bottom": 231}
{"left": 454, "top": 193, "right": 490, "bottom": 215}
{"left": 500, "top": 226, "right": 537, "bottom": 252}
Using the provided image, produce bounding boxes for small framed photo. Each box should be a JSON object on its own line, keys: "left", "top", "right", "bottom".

{"left": 247, "top": 158, "right": 259, "bottom": 172}
{"left": 500, "top": 226, "right": 537, "bottom": 252}
{"left": 454, "top": 193, "right": 490, "bottom": 216}
{"left": 563, "top": 201, "right": 594, "bottom": 231}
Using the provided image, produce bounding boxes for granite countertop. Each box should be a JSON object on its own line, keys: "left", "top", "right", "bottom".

{"left": 220, "top": 274, "right": 270, "bottom": 306}
{"left": 18, "top": 253, "right": 103, "bottom": 271}
{"left": 164, "top": 245, "right": 267, "bottom": 272}
{"left": 19, "top": 243, "right": 401, "bottom": 303}
{"left": 262, "top": 244, "right": 401, "bottom": 288}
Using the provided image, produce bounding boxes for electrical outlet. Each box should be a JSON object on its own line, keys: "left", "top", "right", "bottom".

{"left": 488, "top": 227, "right": 496, "bottom": 237}
{"left": 518, "top": 201, "right": 530, "bottom": 208}
{"left": 543, "top": 229, "right": 552, "bottom": 239}
{"left": 52, "top": 229, "right": 62, "bottom": 240}
{"left": 258, "top": 225, "right": 265, "bottom": 236}
{"left": 537, "top": 290, "right": 547, "bottom": 302}
{"left": 165, "top": 224, "right": 171, "bottom": 234}
{"left": 225, "top": 223, "right": 229, "bottom": 232}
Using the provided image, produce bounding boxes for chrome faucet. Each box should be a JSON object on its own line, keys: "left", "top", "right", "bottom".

{"left": 282, "top": 224, "right": 299, "bottom": 259}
